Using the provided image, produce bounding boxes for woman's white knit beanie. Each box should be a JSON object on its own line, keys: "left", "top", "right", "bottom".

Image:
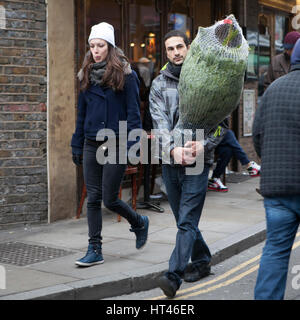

{"left": 88, "top": 22, "right": 115, "bottom": 47}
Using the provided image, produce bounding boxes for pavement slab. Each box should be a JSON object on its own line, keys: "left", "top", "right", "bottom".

{"left": 0, "top": 176, "right": 267, "bottom": 300}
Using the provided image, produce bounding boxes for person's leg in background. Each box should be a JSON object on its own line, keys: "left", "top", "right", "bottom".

{"left": 213, "top": 145, "right": 233, "bottom": 179}
{"left": 208, "top": 141, "right": 233, "bottom": 192}
{"left": 225, "top": 130, "right": 260, "bottom": 177}
{"left": 225, "top": 130, "right": 250, "bottom": 165}
{"left": 208, "top": 133, "right": 232, "bottom": 192}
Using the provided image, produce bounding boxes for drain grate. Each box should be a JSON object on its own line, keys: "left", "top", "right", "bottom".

{"left": 0, "top": 242, "right": 74, "bottom": 266}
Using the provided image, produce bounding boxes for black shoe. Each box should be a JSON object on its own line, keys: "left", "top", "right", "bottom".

{"left": 157, "top": 275, "right": 179, "bottom": 298}
{"left": 183, "top": 262, "right": 211, "bottom": 282}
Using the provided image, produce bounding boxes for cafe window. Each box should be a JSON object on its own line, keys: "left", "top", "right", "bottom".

{"left": 168, "top": 0, "right": 193, "bottom": 39}
{"left": 257, "top": 10, "right": 291, "bottom": 98}
{"left": 275, "top": 14, "right": 289, "bottom": 54}
{"left": 85, "top": 0, "right": 121, "bottom": 49}
{"left": 76, "top": 0, "right": 199, "bottom": 78}
{"left": 246, "top": 29, "right": 259, "bottom": 80}
{"left": 129, "top": 0, "right": 160, "bottom": 78}
{"left": 258, "top": 13, "right": 271, "bottom": 97}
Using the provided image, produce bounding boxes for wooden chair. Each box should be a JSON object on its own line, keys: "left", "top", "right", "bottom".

{"left": 76, "top": 183, "right": 87, "bottom": 219}
{"left": 76, "top": 165, "right": 138, "bottom": 222}
{"left": 117, "top": 165, "right": 138, "bottom": 222}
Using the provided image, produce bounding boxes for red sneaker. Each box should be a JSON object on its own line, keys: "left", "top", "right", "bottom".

{"left": 247, "top": 161, "right": 260, "bottom": 177}
{"left": 208, "top": 178, "right": 228, "bottom": 192}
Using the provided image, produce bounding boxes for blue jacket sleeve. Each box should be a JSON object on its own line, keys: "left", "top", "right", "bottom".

{"left": 71, "top": 91, "right": 86, "bottom": 155}
{"left": 125, "top": 71, "right": 142, "bottom": 149}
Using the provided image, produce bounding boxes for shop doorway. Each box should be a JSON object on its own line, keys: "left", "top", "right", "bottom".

{"left": 75, "top": 0, "right": 196, "bottom": 77}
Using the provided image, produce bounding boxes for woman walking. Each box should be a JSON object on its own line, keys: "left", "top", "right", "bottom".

{"left": 71, "top": 22, "right": 149, "bottom": 267}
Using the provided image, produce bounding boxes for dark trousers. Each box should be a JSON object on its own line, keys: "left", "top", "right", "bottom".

{"left": 213, "top": 130, "right": 250, "bottom": 178}
{"left": 83, "top": 139, "right": 142, "bottom": 245}
{"left": 162, "top": 164, "right": 211, "bottom": 285}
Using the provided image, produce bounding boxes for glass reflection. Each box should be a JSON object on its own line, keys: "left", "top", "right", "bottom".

{"left": 129, "top": 1, "right": 160, "bottom": 78}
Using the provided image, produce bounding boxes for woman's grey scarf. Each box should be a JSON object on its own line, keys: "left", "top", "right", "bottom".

{"left": 89, "top": 61, "right": 107, "bottom": 86}
{"left": 77, "top": 48, "right": 132, "bottom": 84}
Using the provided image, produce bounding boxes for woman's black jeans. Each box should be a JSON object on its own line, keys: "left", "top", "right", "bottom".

{"left": 83, "top": 139, "right": 142, "bottom": 245}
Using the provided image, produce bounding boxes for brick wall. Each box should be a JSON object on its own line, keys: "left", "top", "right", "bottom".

{"left": 0, "top": 0, "right": 47, "bottom": 228}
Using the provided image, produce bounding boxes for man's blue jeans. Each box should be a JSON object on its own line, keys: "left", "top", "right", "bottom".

{"left": 162, "top": 164, "right": 211, "bottom": 285}
{"left": 254, "top": 196, "right": 300, "bottom": 300}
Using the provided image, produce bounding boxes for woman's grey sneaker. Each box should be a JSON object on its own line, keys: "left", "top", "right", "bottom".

{"left": 130, "top": 215, "right": 149, "bottom": 249}
{"left": 75, "top": 243, "right": 104, "bottom": 267}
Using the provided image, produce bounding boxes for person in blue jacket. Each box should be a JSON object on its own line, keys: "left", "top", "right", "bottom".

{"left": 71, "top": 22, "right": 149, "bottom": 267}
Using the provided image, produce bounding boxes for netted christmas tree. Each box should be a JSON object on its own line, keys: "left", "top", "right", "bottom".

{"left": 176, "top": 14, "right": 249, "bottom": 137}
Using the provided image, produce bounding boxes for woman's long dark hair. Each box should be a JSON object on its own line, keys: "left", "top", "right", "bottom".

{"left": 79, "top": 44, "right": 129, "bottom": 91}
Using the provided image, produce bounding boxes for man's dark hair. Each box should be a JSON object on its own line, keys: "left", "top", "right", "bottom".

{"left": 164, "top": 30, "right": 190, "bottom": 47}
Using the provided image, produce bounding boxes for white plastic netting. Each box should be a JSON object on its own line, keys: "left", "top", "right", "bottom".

{"left": 176, "top": 15, "right": 249, "bottom": 138}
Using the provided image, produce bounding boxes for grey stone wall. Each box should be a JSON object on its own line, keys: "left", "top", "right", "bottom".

{"left": 0, "top": 0, "right": 47, "bottom": 228}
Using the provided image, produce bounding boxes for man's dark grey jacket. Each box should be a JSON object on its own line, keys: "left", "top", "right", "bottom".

{"left": 252, "top": 63, "right": 300, "bottom": 197}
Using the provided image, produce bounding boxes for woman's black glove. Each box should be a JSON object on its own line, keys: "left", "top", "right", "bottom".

{"left": 72, "top": 154, "right": 83, "bottom": 166}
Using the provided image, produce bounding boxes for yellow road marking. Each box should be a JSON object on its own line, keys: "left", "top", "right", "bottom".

{"left": 150, "top": 232, "right": 300, "bottom": 300}
{"left": 150, "top": 254, "right": 261, "bottom": 300}
{"left": 292, "top": 238, "right": 300, "bottom": 250}
{"left": 177, "top": 238, "right": 300, "bottom": 300}
{"left": 175, "top": 265, "right": 259, "bottom": 300}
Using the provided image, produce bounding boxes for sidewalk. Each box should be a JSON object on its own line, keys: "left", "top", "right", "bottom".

{"left": 0, "top": 175, "right": 266, "bottom": 300}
